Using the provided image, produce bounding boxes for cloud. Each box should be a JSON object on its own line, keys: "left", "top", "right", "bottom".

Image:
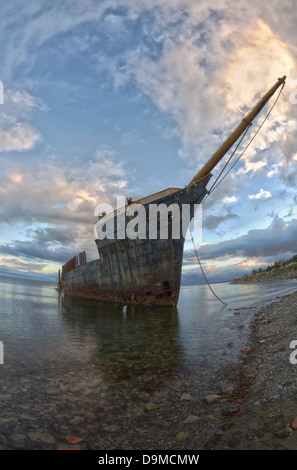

{"left": 126, "top": 36, "right": 235, "bottom": 163}
{"left": 0, "top": 263, "right": 55, "bottom": 282}
{"left": 0, "top": 89, "right": 46, "bottom": 152}
{"left": 0, "top": 238, "right": 82, "bottom": 265}
{"left": 1, "top": 0, "right": 297, "bottom": 282}
{"left": 110, "top": 5, "right": 297, "bottom": 179}
{"left": 2, "top": 2, "right": 296, "bottom": 167}
{"left": 203, "top": 212, "right": 239, "bottom": 230}
{"left": 0, "top": 149, "right": 132, "bottom": 265}
{"left": 181, "top": 263, "right": 247, "bottom": 284}
{"left": 183, "top": 215, "right": 297, "bottom": 281}
{"left": 267, "top": 164, "right": 280, "bottom": 178}
{"left": 0, "top": 149, "right": 130, "bottom": 222}
{"left": 196, "top": 217, "right": 297, "bottom": 261}
{"left": 248, "top": 188, "right": 272, "bottom": 200}
{"left": 203, "top": 172, "right": 243, "bottom": 211}
{"left": 223, "top": 196, "right": 237, "bottom": 203}
{"left": 6, "top": 89, "right": 47, "bottom": 112}
{"left": 0, "top": 123, "right": 41, "bottom": 152}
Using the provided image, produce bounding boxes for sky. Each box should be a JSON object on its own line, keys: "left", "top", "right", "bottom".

{"left": 0, "top": 0, "right": 297, "bottom": 284}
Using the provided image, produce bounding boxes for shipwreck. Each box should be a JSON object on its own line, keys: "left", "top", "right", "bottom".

{"left": 58, "top": 76, "right": 286, "bottom": 307}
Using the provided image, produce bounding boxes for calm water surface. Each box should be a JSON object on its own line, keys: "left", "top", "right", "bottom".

{"left": 0, "top": 275, "right": 296, "bottom": 447}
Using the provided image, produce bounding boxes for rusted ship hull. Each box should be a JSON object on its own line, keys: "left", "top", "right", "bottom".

{"left": 61, "top": 176, "right": 209, "bottom": 307}
{"left": 62, "top": 239, "right": 184, "bottom": 307}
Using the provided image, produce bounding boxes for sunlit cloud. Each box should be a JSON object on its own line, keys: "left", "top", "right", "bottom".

{"left": 0, "top": 124, "right": 41, "bottom": 152}
{"left": 267, "top": 163, "right": 281, "bottom": 177}
{"left": 223, "top": 196, "right": 237, "bottom": 203}
{"left": 0, "top": 89, "right": 46, "bottom": 153}
{"left": 0, "top": 150, "right": 133, "bottom": 272}
{"left": 238, "top": 258, "right": 259, "bottom": 267}
{"left": 248, "top": 188, "right": 272, "bottom": 200}
{"left": 226, "top": 21, "right": 296, "bottom": 112}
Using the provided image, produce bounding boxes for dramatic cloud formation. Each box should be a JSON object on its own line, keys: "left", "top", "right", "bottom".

{"left": 199, "top": 217, "right": 297, "bottom": 261}
{"left": 183, "top": 216, "right": 297, "bottom": 283}
{"left": 0, "top": 0, "right": 297, "bottom": 281}
{"left": 0, "top": 150, "right": 132, "bottom": 278}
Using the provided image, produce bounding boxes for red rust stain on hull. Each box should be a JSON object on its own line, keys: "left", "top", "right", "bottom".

{"left": 62, "top": 286, "right": 179, "bottom": 307}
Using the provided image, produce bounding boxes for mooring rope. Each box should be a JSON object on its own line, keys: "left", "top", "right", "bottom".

{"left": 189, "top": 224, "right": 227, "bottom": 306}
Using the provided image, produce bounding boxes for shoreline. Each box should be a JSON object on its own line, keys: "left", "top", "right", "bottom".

{"left": 206, "top": 289, "right": 297, "bottom": 450}
{"left": 232, "top": 268, "right": 297, "bottom": 284}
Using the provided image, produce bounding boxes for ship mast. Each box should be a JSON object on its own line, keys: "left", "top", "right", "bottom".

{"left": 188, "top": 75, "right": 286, "bottom": 186}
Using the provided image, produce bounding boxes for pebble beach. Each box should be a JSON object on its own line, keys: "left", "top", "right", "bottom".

{"left": 209, "top": 289, "right": 297, "bottom": 450}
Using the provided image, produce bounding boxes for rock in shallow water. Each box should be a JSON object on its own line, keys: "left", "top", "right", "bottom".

{"left": 180, "top": 393, "right": 193, "bottom": 402}
{"left": 7, "top": 433, "right": 27, "bottom": 449}
{"left": 183, "top": 415, "right": 199, "bottom": 424}
{"left": 204, "top": 394, "right": 221, "bottom": 404}
{"left": 28, "top": 431, "right": 56, "bottom": 446}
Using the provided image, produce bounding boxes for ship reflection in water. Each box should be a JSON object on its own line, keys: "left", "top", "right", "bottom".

{"left": 60, "top": 293, "right": 182, "bottom": 394}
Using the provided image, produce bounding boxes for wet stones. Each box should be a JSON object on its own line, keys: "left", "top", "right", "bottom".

{"left": 180, "top": 393, "right": 193, "bottom": 402}
{"left": 28, "top": 431, "right": 56, "bottom": 447}
{"left": 183, "top": 415, "right": 199, "bottom": 424}
{"left": 219, "top": 382, "right": 236, "bottom": 395}
{"left": 204, "top": 394, "right": 221, "bottom": 405}
{"left": 220, "top": 403, "right": 239, "bottom": 416}
{"left": 175, "top": 431, "right": 188, "bottom": 441}
{"left": 290, "top": 416, "right": 297, "bottom": 430}
{"left": 7, "top": 433, "right": 27, "bottom": 449}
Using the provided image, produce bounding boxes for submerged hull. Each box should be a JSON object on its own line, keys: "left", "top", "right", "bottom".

{"left": 61, "top": 176, "right": 209, "bottom": 307}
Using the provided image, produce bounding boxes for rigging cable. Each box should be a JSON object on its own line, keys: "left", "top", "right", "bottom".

{"left": 207, "top": 82, "right": 285, "bottom": 197}
{"left": 207, "top": 125, "right": 251, "bottom": 195}
{"left": 189, "top": 223, "right": 227, "bottom": 306}
{"left": 191, "top": 82, "right": 285, "bottom": 305}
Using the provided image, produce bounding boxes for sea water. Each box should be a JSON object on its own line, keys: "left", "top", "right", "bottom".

{"left": 0, "top": 275, "right": 296, "bottom": 446}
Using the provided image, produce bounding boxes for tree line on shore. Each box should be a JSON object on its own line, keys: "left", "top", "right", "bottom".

{"left": 250, "top": 254, "right": 297, "bottom": 276}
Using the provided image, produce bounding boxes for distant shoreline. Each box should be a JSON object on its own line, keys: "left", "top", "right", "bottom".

{"left": 232, "top": 263, "right": 297, "bottom": 284}
{"left": 0, "top": 274, "right": 56, "bottom": 284}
